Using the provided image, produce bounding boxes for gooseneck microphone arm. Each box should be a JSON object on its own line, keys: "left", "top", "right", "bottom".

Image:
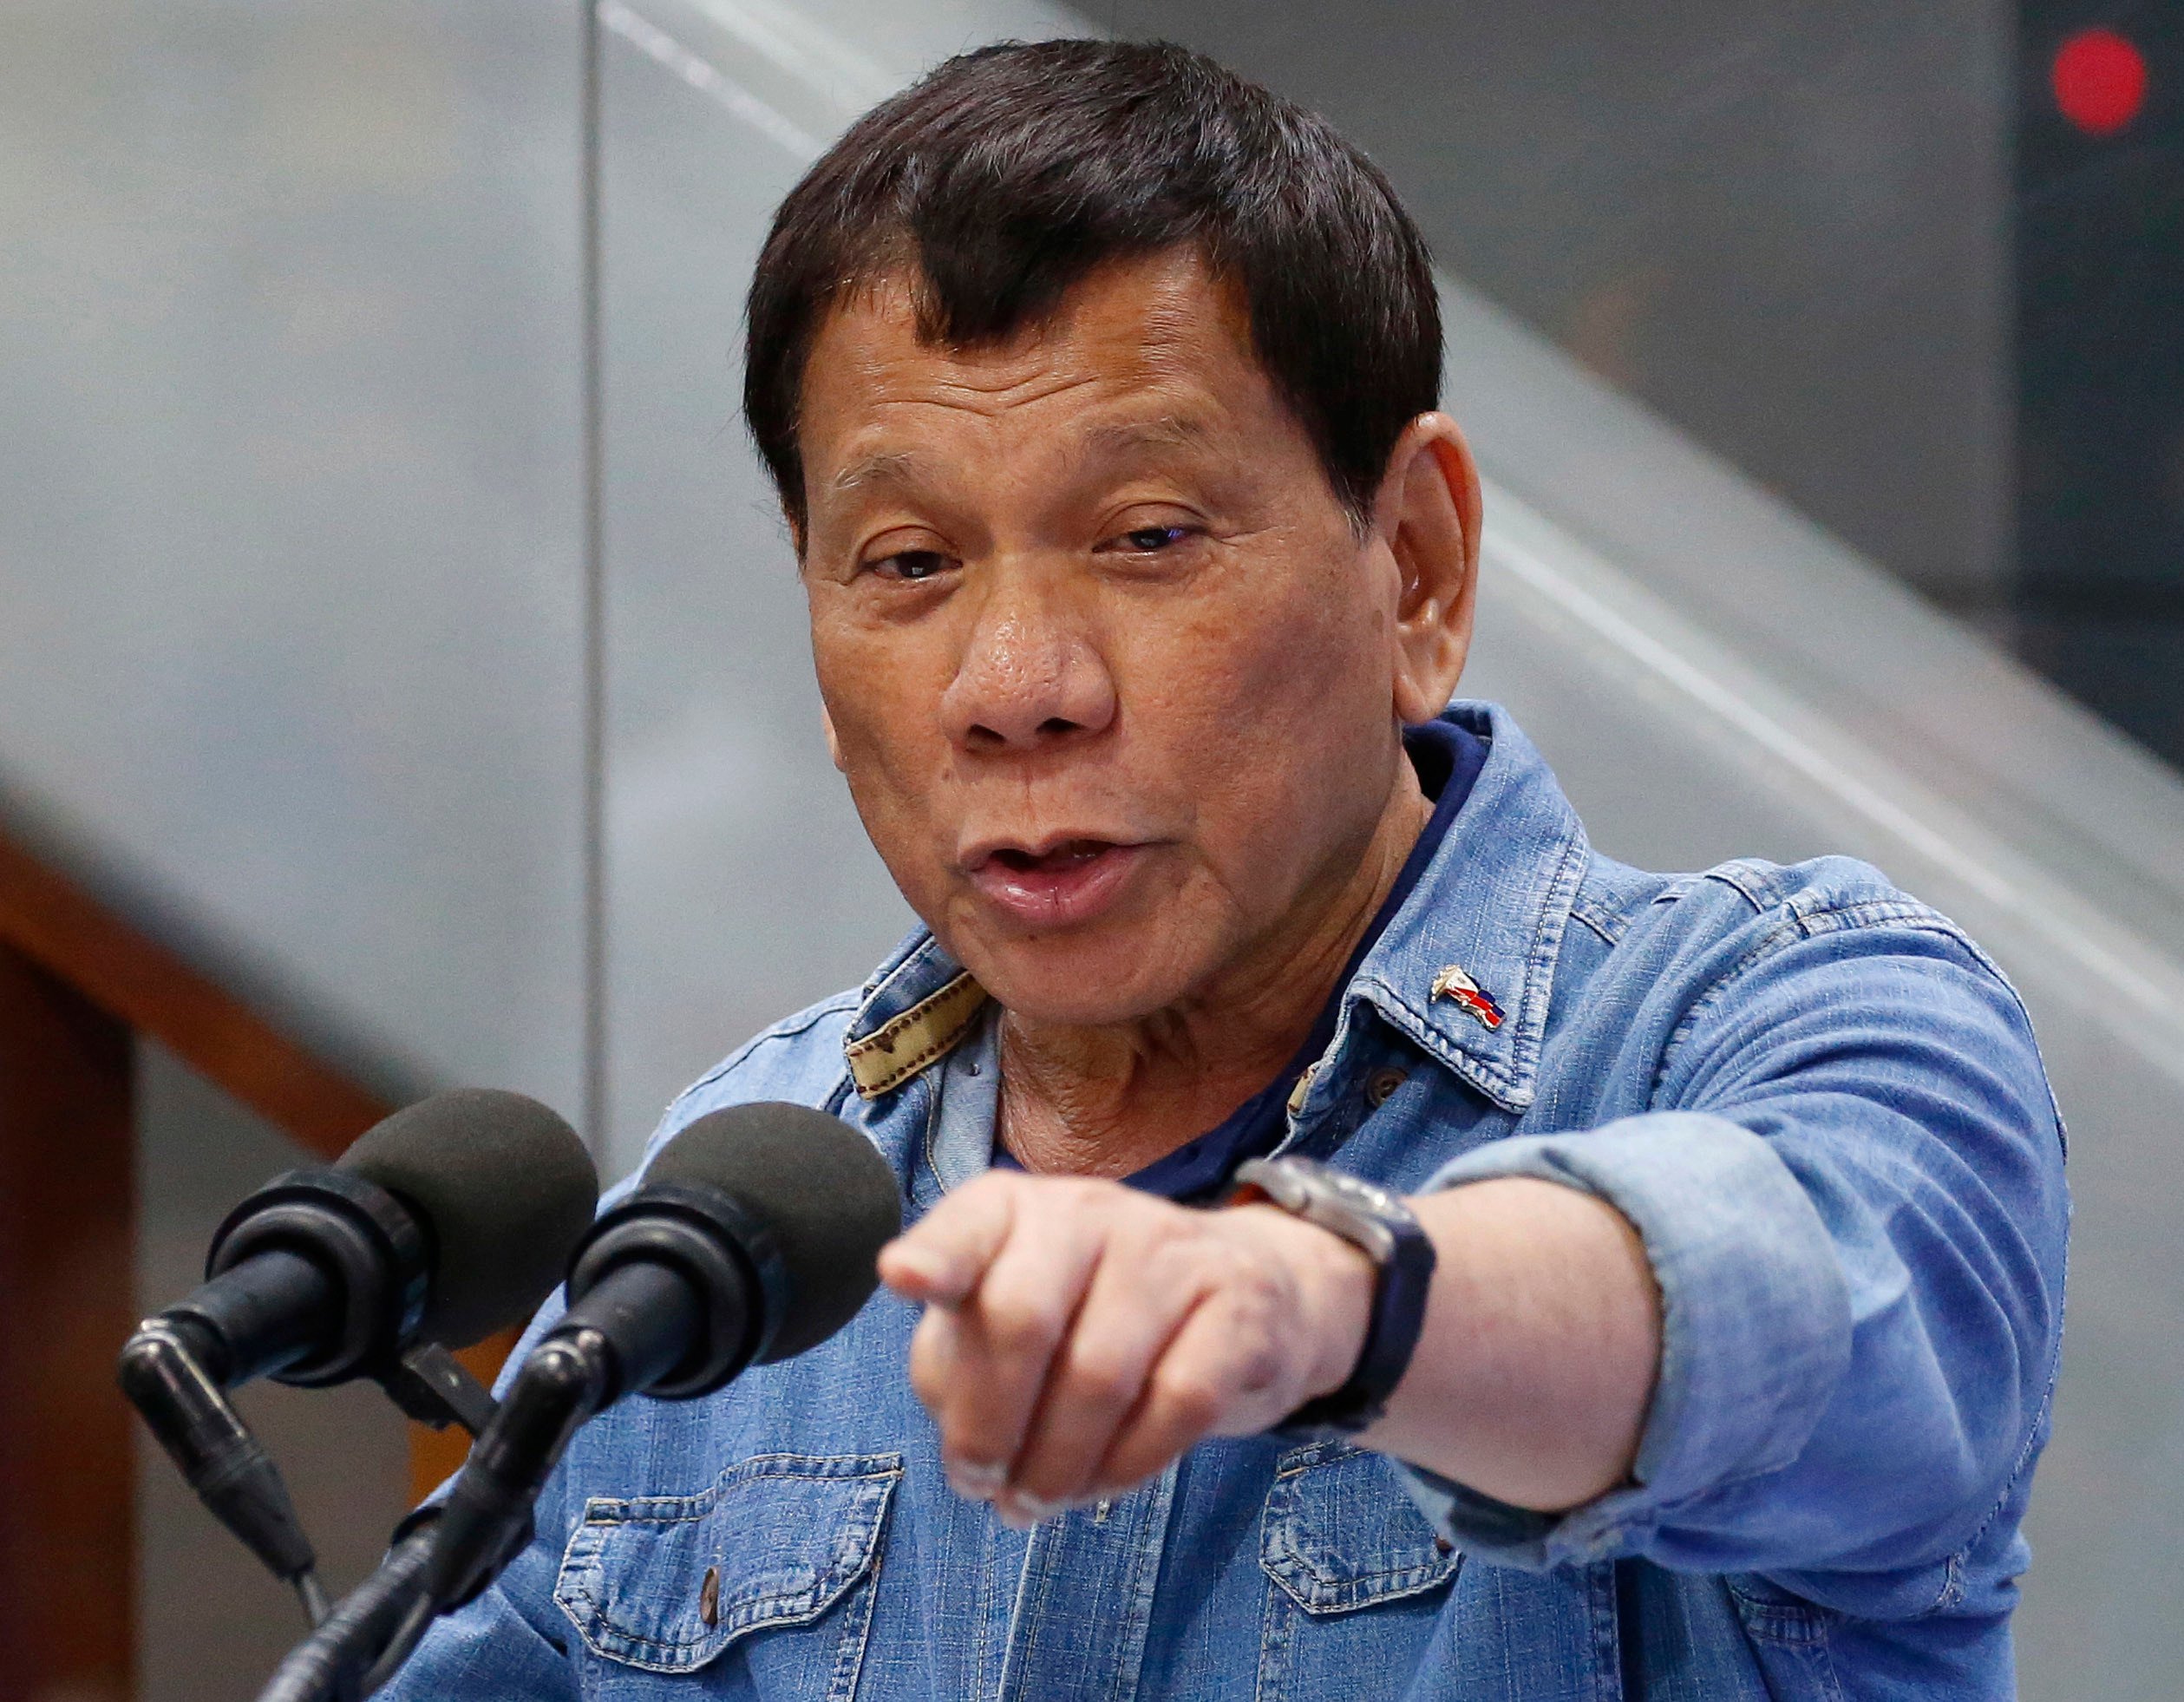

{"left": 257, "top": 1315, "right": 642, "bottom": 1702}
{"left": 267, "top": 1184, "right": 773, "bottom": 1696}
{"left": 255, "top": 1525, "right": 441, "bottom": 1702}
{"left": 423, "top": 1261, "right": 713, "bottom": 1607}
{"left": 118, "top": 1312, "right": 327, "bottom": 1623}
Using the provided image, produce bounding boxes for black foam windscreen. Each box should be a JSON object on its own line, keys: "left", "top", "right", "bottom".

{"left": 340, "top": 1089, "right": 599, "bottom": 1348}
{"left": 648, "top": 1103, "right": 902, "bottom": 1362}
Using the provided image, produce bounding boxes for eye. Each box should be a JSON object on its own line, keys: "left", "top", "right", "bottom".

{"left": 868, "top": 549, "right": 953, "bottom": 583}
{"left": 1115, "top": 524, "right": 1198, "bottom": 554}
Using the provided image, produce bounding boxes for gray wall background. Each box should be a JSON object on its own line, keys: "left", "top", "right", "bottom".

{"left": 5, "top": 2, "right": 2182, "bottom": 1697}
{"left": 1108, "top": 0, "right": 2017, "bottom": 615}
{"left": 0, "top": 0, "right": 593, "bottom": 1124}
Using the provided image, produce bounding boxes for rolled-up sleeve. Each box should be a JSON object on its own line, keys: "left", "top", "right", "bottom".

{"left": 1393, "top": 913, "right": 2069, "bottom": 1593}
{"left": 1402, "top": 1112, "right": 1851, "bottom": 1567}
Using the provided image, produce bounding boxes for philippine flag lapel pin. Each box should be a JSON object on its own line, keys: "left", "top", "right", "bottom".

{"left": 1430, "top": 964, "right": 1506, "bottom": 1031}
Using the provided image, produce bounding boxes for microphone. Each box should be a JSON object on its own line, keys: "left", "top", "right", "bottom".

{"left": 263, "top": 1102, "right": 900, "bottom": 1701}
{"left": 422, "top": 1101, "right": 901, "bottom": 1606}
{"left": 120, "top": 1090, "right": 599, "bottom": 1612}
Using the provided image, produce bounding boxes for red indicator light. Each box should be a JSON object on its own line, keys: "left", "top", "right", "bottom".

{"left": 2052, "top": 27, "right": 2148, "bottom": 137}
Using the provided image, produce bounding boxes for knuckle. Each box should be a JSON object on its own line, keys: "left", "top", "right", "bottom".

{"left": 980, "top": 1293, "right": 1063, "bottom": 1354}
{"left": 1064, "top": 1347, "right": 1140, "bottom": 1412}
{"left": 1131, "top": 1212, "right": 1221, "bottom": 1282}
{"left": 1152, "top": 1366, "right": 1226, "bottom": 1435}
{"left": 1062, "top": 1176, "right": 1126, "bottom": 1221}
{"left": 1227, "top": 1336, "right": 1285, "bottom": 1400}
{"left": 1137, "top": 1208, "right": 1201, "bottom": 1261}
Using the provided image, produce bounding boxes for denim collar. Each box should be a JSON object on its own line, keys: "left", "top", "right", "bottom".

{"left": 841, "top": 702, "right": 1586, "bottom": 1116}
{"left": 1333, "top": 702, "right": 1587, "bottom": 1114}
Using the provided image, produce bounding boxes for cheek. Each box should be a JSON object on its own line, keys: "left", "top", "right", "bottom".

{"left": 1126, "top": 553, "right": 1390, "bottom": 784}
{"left": 1111, "top": 553, "right": 1396, "bottom": 902}
{"left": 808, "top": 612, "right": 957, "bottom": 889}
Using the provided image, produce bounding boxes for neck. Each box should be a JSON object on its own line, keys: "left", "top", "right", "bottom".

{"left": 997, "top": 751, "right": 1434, "bottom": 1179}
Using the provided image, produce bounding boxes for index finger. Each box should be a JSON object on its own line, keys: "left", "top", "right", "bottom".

{"left": 878, "top": 1171, "right": 1023, "bottom": 1306}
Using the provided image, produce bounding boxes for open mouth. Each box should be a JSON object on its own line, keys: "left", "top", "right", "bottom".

{"left": 983, "top": 839, "right": 1115, "bottom": 875}
{"left": 964, "top": 837, "right": 1148, "bottom": 928}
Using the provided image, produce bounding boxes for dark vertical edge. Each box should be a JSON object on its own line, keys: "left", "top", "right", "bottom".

{"left": 2011, "top": 3, "right": 2184, "bottom": 765}
{"left": 580, "top": 0, "right": 610, "bottom": 1153}
{"left": 1978, "top": 0, "right": 2018, "bottom": 629}
{"left": 0, "top": 944, "right": 137, "bottom": 1700}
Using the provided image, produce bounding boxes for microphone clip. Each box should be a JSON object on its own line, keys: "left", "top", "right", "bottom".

{"left": 374, "top": 1341, "right": 499, "bottom": 1439}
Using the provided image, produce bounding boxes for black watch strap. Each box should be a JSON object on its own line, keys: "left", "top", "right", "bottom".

{"left": 1226, "top": 1156, "right": 1437, "bottom": 1440}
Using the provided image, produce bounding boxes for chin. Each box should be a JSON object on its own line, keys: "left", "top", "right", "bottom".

{"left": 958, "top": 926, "right": 1202, "bottom": 1029}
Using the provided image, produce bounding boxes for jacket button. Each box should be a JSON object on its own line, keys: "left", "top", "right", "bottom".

{"left": 699, "top": 1564, "right": 721, "bottom": 1627}
{"left": 1364, "top": 1066, "right": 1408, "bottom": 1108}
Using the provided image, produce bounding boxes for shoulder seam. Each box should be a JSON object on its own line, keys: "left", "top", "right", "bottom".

{"left": 1655, "top": 891, "right": 1945, "bottom": 1077}
{"left": 667, "top": 992, "right": 861, "bottom": 1111}
{"left": 1653, "top": 888, "right": 2052, "bottom": 1129}
{"left": 1569, "top": 898, "right": 1626, "bottom": 947}
{"left": 1699, "top": 859, "right": 1775, "bottom": 914}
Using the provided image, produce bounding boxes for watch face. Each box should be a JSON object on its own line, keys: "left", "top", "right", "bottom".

{"left": 1324, "top": 1170, "right": 1403, "bottom": 1216}
{"left": 1229, "top": 1158, "right": 1414, "bottom": 1263}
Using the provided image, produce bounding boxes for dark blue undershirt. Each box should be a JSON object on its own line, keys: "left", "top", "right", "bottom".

{"left": 992, "top": 717, "right": 1488, "bottom": 1201}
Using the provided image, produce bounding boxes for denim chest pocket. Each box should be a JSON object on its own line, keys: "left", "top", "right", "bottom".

{"left": 1261, "top": 1440, "right": 1461, "bottom": 1614}
{"left": 553, "top": 1452, "right": 902, "bottom": 1679}
{"left": 1257, "top": 1443, "right": 1461, "bottom": 1702}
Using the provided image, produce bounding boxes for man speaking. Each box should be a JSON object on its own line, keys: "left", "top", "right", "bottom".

{"left": 388, "top": 38, "right": 2066, "bottom": 1700}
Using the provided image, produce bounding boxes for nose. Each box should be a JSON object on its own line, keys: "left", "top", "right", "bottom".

{"left": 938, "top": 573, "right": 1116, "bottom": 755}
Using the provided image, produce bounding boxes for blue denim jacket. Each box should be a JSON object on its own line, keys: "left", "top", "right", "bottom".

{"left": 388, "top": 703, "right": 2068, "bottom": 1701}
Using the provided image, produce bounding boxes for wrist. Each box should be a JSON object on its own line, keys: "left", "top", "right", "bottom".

{"left": 1237, "top": 1202, "right": 1377, "bottom": 1402}
{"left": 1226, "top": 1156, "right": 1440, "bottom": 1439}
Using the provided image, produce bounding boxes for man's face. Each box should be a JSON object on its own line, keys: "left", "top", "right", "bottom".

{"left": 797, "top": 250, "right": 1428, "bottom": 1027}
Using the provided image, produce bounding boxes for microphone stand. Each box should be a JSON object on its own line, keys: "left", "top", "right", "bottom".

{"left": 253, "top": 1525, "right": 438, "bottom": 1702}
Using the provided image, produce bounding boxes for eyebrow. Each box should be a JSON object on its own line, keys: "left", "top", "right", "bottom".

{"left": 1080, "top": 414, "right": 1215, "bottom": 458}
{"left": 828, "top": 450, "right": 925, "bottom": 495}
{"left": 823, "top": 414, "right": 1218, "bottom": 499}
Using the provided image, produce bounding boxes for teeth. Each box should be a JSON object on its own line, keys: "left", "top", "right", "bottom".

{"left": 992, "top": 841, "right": 1109, "bottom": 870}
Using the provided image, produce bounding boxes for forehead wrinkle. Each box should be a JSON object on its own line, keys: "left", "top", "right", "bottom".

{"left": 827, "top": 402, "right": 1234, "bottom": 512}
{"left": 807, "top": 261, "right": 1260, "bottom": 508}
{"left": 920, "top": 366, "right": 1107, "bottom": 413}
{"left": 822, "top": 376, "right": 1116, "bottom": 498}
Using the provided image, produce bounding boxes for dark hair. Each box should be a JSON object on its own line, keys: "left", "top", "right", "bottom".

{"left": 743, "top": 38, "right": 1442, "bottom": 533}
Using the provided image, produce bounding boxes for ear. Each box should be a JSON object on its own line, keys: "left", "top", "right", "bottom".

{"left": 820, "top": 699, "right": 846, "bottom": 773}
{"left": 1371, "top": 413, "right": 1481, "bottom": 725}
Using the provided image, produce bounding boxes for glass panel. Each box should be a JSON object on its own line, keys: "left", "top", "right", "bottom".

{"left": 596, "top": 3, "right": 912, "bottom": 1175}
{"left": 0, "top": 0, "right": 592, "bottom": 1116}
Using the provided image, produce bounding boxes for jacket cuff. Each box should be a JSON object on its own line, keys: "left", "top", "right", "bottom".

{"left": 1391, "top": 1112, "right": 1852, "bottom": 1568}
